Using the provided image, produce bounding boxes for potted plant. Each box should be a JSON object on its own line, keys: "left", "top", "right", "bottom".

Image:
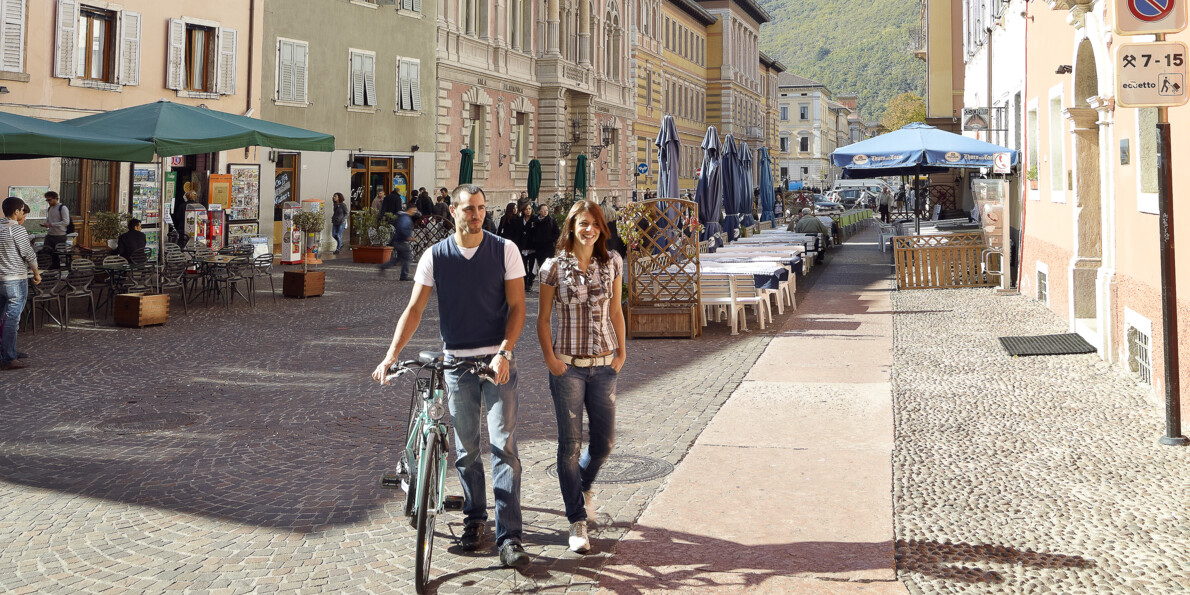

{"left": 1026, "top": 166, "right": 1039, "bottom": 190}
{"left": 283, "top": 210, "right": 326, "bottom": 298}
{"left": 350, "top": 208, "right": 396, "bottom": 264}
{"left": 90, "top": 211, "right": 130, "bottom": 249}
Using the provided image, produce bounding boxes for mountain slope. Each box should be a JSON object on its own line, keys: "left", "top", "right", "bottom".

{"left": 758, "top": 0, "right": 926, "bottom": 120}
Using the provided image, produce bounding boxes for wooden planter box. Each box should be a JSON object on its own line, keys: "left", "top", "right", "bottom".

{"left": 114, "top": 293, "right": 169, "bottom": 327}
{"left": 283, "top": 270, "right": 325, "bottom": 298}
{"left": 352, "top": 245, "right": 392, "bottom": 264}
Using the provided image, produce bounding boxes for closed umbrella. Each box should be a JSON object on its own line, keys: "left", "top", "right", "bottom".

{"left": 738, "top": 140, "right": 755, "bottom": 227}
{"left": 720, "top": 133, "right": 740, "bottom": 242}
{"left": 458, "top": 148, "right": 475, "bottom": 184}
{"left": 756, "top": 147, "right": 776, "bottom": 222}
{"left": 573, "top": 154, "right": 588, "bottom": 199}
{"left": 694, "top": 126, "right": 724, "bottom": 246}
{"left": 655, "top": 115, "right": 680, "bottom": 199}
{"left": 527, "top": 158, "right": 542, "bottom": 200}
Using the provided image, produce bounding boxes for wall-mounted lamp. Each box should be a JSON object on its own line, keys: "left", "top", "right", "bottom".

{"left": 347, "top": 149, "right": 358, "bottom": 168}
{"left": 267, "top": 150, "right": 278, "bottom": 163}
{"left": 1055, "top": 65, "right": 1072, "bottom": 74}
{"left": 498, "top": 152, "right": 508, "bottom": 167}
{"left": 0, "top": 86, "right": 9, "bottom": 94}
{"left": 411, "top": 144, "right": 420, "bottom": 152}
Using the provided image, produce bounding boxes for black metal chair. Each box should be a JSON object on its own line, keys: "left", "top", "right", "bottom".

{"left": 158, "top": 251, "right": 191, "bottom": 314}
{"left": 208, "top": 256, "right": 252, "bottom": 307}
{"left": 59, "top": 260, "right": 97, "bottom": 327}
{"left": 250, "top": 253, "right": 277, "bottom": 304}
{"left": 26, "top": 274, "right": 64, "bottom": 333}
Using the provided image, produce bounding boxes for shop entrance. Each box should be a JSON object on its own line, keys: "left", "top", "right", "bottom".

{"left": 349, "top": 156, "right": 411, "bottom": 245}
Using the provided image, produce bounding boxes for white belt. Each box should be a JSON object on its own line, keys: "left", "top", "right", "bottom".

{"left": 558, "top": 354, "right": 614, "bottom": 367}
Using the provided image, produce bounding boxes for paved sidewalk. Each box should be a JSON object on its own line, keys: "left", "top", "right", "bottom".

{"left": 598, "top": 226, "right": 907, "bottom": 593}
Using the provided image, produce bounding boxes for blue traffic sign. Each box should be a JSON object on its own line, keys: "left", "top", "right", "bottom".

{"left": 637, "top": 163, "right": 648, "bottom": 175}
{"left": 1131, "top": 0, "right": 1175, "bottom": 22}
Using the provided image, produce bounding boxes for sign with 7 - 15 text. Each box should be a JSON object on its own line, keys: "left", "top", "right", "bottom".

{"left": 1115, "top": 42, "right": 1189, "bottom": 107}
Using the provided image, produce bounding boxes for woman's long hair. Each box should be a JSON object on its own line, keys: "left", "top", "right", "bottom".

{"left": 500, "top": 201, "right": 518, "bottom": 225}
{"left": 558, "top": 200, "right": 611, "bottom": 264}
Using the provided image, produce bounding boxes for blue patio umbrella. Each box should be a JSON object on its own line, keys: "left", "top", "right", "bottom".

{"left": 655, "top": 115, "right": 680, "bottom": 199}
{"left": 720, "top": 133, "right": 741, "bottom": 242}
{"left": 756, "top": 147, "right": 776, "bottom": 222}
{"left": 738, "top": 141, "right": 755, "bottom": 227}
{"left": 694, "top": 126, "right": 724, "bottom": 245}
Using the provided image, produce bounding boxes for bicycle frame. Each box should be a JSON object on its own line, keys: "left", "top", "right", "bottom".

{"left": 404, "top": 370, "right": 450, "bottom": 516}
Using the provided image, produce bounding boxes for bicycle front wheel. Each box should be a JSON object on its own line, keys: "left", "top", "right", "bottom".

{"left": 414, "top": 434, "right": 440, "bottom": 594}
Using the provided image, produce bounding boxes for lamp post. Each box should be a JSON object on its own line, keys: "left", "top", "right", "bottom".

{"left": 559, "top": 158, "right": 567, "bottom": 195}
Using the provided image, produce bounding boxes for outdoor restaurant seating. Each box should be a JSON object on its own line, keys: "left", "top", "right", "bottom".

{"left": 96, "top": 254, "right": 129, "bottom": 314}
{"left": 25, "top": 274, "right": 64, "bottom": 333}
{"left": 251, "top": 253, "right": 277, "bottom": 303}
{"left": 206, "top": 256, "right": 253, "bottom": 307}
{"left": 59, "top": 260, "right": 98, "bottom": 327}
{"left": 731, "top": 274, "right": 770, "bottom": 330}
{"left": 699, "top": 274, "right": 744, "bottom": 335}
{"left": 158, "top": 252, "right": 191, "bottom": 313}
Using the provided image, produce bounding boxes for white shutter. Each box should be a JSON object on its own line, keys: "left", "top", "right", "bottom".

{"left": 0, "top": 0, "right": 26, "bottom": 73}
{"left": 54, "top": 0, "right": 79, "bottom": 78}
{"left": 412, "top": 0, "right": 422, "bottom": 14}
{"left": 217, "top": 27, "right": 237, "bottom": 94}
{"left": 277, "top": 40, "right": 294, "bottom": 101}
{"left": 400, "top": 0, "right": 412, "bottom": 10}
{"left": 350, "top": 53, "right": 364, "bottom": 105}
{"left": 166, "top": 18, "right": 184, "bottom": 89}
{"left": 119, "top": 11, "right": 140, "bottom": 85}
{"left": 409, "top": 59, "right": 421, "bottom": 111}
{"left": 293, "top": 41, "right": 307, "bottom": 104}
{"left": 363, "top": 54, "right": 376, "bottom": 106}
{"left": 398, "top": 59, "right": 411, "bottom": 110}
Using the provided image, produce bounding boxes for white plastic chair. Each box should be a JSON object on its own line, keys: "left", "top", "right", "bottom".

{"left": 699, "top": 274, "right": 744, "bottom": 335}
{"left": 732, "top": 275, "right": 771, "bottom": 330}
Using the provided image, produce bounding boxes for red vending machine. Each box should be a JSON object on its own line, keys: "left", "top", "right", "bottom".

{"left": 280, "top": 201, "right": 303, "bottom": 264}
{"left": 207, "top": 204, "right": 226, "bottom": 251}
{"left": 184, "top": 203, "right": 209, "bottom": 248}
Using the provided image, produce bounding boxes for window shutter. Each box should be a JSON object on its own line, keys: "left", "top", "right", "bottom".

{"left": 278, "top": 40, "right": 294, "bottom": 101}
{"left": 166, "top": 18, "right": 184, "bottom": 89}
{"left": 409, "top": 60, "right": 421, "bottom": 111}
{"left": 363, "top": 54, "right": 376, "bottom": 106}
{"left": 53, "top": 0, "right": 79, "bottom": 78}
{"left": 293, "top": 42, "right": 307, "bottom": 104}
{"left": 119, "top": 11, "right": 141, "bottom": 86}
{"left": 398, "top": 59, "right": 412, "bottom": 110}
{"left": 412, "top": 0, "right": 423, "bottom": 13}
{"left": 350, "top": 53, "right": 363, "bottom": 105}
{"left": 217, "top": 27, "right": 237, "bottom": 95}
{"left": 0, "top": 0, "right": 25, "bottom": 73}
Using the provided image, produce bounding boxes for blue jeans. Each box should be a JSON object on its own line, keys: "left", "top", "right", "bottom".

{"left": 549, "top": 364, "right": 617, "bottom": 523}
{"left": 379, "top": 241, "right": 412, "bottom": 278}
{"left": 0, "top": 279, "right": 29, "bottom": 364}
{"left": 332, "top": 222, "right": 346, "bottom": 251}
{"left": 445, "top": 355, "right": 522, "bottom": 546}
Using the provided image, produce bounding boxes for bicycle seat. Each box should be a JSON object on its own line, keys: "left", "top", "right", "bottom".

{"left": 418, "top": 351, "right": 444, "bottom": 364}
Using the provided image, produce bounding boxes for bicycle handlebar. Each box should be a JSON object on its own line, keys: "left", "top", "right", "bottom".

{"left": 384, "top": 358, "right": 496, "bottom": 384}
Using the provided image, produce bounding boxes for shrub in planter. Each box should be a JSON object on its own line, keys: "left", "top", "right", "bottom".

{"left": 350, "top": 208, "right": 396, "bottom": 263}
{"left": 284, "top": 210, "right": 326, "bottom": 298}
{"left": 90, "top": 211, "right": 130, "bottom": 248}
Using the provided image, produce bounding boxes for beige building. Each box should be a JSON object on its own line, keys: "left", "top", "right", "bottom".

{"left": 775, "top": 73, "right": 856, "bottom": 189}
{"left": 0, "top": 0, "right": 261, "bottom": 248}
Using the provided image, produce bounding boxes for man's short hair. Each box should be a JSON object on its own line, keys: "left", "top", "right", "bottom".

{"left": 3, "top": 196, "right": 26, "bottom": 217}
{"left": 128, "top": 218, "right": 141, "bottom": 229}
{"left": 801, "top": 207, "right": 811, "bottom": 214}
{"left": 44, "top": 190, "right": 59, "bottom": 201}
{"left": 450, "top": 184, "right": 484, "bottom": 207}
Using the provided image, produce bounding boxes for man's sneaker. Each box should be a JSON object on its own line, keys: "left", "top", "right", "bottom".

{"left": 498, "top": 541, "right": 530, "bottom": 568}
{"left": 583, "top": 489, "right": 596, "bottom": 520}
{"left": 568, "top": 521, "right": 590, "bottom": 554}
{"left": 459, "top": 522, "right": 486, "bottom": 551}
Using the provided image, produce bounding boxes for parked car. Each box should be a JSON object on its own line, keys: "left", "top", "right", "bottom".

{"left": 814, "top": 200, "right": 844, "bottom": 215}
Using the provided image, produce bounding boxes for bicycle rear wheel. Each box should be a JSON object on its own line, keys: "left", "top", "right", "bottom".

{"left": 414, "top": 434, "right": 440, "bottom": 594}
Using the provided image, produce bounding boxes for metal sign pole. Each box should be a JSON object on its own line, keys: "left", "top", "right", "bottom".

{"left": 1156, "top": 107, "right": 1188, "bottom": 446}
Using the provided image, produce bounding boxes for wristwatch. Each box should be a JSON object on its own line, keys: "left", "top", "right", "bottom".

{"left": 496, "top": 350, "right": 514, "bottom": 361}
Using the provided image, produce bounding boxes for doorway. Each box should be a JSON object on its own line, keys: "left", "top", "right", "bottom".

{"left": 349, "top": 156, "right": 412, "bottom": 245}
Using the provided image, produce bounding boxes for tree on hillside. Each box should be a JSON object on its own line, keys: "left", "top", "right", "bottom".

{"left": 880, "top": 93, "right": 926, "bottom": 131}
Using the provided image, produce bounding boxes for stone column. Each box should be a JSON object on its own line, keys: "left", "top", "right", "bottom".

{"left": 1064, "top": 106, "right": 1102, "bottom": 325}
{"left": 579, "top": 0, "right": 591, "bottom": 66}
{"left": 547, "top": 0, "right": 560, "bottom": 57}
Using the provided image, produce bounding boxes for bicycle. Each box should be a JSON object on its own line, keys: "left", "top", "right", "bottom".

{"left": 381, "top": 350, "right": 494, "bottom": 594}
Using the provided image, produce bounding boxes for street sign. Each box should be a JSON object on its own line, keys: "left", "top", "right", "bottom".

{"left": 1116, "top": 42, "right": 1189, "bottom": 107}
{"left": 1114, "top": 0, "right": 1186, "bottom": 35}
{"left": 993, "top": 152, "right": 1012, "bottom": 174}
{"left": 637, "top": 163, "right": 648, "bottom": 175}
{"left": 962, "top": 108, "right": 990, "bottom": 131}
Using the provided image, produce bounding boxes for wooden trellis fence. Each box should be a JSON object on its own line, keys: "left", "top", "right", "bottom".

{"left": 893, "top": 232, "right": 999, "bottom": 289}
{"left": 619, "top": 198, "right": 701, "bottom": 338}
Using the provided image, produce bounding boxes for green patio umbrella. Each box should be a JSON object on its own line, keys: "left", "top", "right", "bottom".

{"left": 63, "top": 100, "right": 334, "bottom": 156}
{"left": 458, "top": 148, "right": 475, "bottom": 184}
{"left": 527, "top": 159, "right": 542, "bottom": 200}
{"left": 573, "top": 154, "right": 588, "bottom": 199}
{"left": 0, "top": 110, "right": 155, "bottom": 162}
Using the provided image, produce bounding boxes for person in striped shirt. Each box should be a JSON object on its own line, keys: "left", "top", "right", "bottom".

{"left": 1, "top": 197, "right": 41, "bottom": 370}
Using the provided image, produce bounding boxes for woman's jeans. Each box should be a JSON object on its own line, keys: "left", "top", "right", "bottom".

{"left": 444, "top": 355, "right": 522, "bottom": 546}
{"left": 549, "top": 364, "right": 617, "bottom": 523}
{"left": 332, "top": 222, "right": 346, "bottom": 251}
{"left": 0, "top": 279, "right": 29, "bottom": 364}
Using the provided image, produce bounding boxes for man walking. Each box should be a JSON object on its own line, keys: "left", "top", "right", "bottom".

{"left": 2, "top": 197, "right": 41, "bottom": 371}
{"left": 878, "top": 186, "right": 892, "bottom": 223}
{"left": 379, "top": 203, "right": 418, "bottom": 280}
{"left": 40, "top": 191, "right": 69, "bottom": 268}
{"left": 372, "top": 184, "right": 530, "bottom": 568}
{"left": 529, "top": 204, "right": 560, "bottom": 279}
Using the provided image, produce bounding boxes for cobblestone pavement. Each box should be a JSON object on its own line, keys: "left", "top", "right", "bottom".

{"left": 0, "top": 253, "right": 777, "bottom": 593}
{"left": 891, "top": 289, "right": 1190, "bottom": 594}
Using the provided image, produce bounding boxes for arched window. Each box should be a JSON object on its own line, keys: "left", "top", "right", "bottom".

{"left": 605, "top": 1, "right": 621, "bottom": 81}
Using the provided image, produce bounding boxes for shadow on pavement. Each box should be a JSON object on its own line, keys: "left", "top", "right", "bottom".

{"left": 895, "top": 539, "right": 1095, "bottom": 583}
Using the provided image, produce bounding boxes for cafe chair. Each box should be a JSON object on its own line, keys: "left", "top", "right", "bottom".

{"left": 95, "top": 255, "right": 130, "bottom": 315}
{"left": 699, "top": 274, "right": 744, "bottom": 336}
{"left": 732, "top": 275, "right": 770, "bottom": 331}
{"left": 26, "top": 274, "right": 65, "bottom": 333}
{"left": 250, "top": 253, "right": 277, "bottom": 304}
{"left": 59, "top": 260, "right": 98, "bottom": 327}
{"left": 208, "top": 256, "right": 252, "bottom": 307}
{"left": 158, "top": 251, "right": 191, "bottom": 314}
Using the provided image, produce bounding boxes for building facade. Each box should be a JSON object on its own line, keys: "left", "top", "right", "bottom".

{"left": 0, "top": 0, "right": 261, "bottom": 247}
{"left": 775, "top": 73, "right": 854, "bottom": 189}
{"left": 260, "top": 0, "right": 438, "bottom": 249}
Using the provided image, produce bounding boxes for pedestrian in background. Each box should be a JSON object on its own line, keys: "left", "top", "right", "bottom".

{"left": 529, "top": 204, "right": 560, "bottom": 277}
{"left": 1, "top": 197, "right": 40, "bottom": 371}
{"left": 379, "top": 203, "right": 417, "bottom": 280}
{"left": 518, "top": 202, "right": 537, "bottom": 291}
{"left": 331, "top": 192, "right": 348, "bottom": 255}
{"left": 40, "top": 191, "right": 69, "bottom": 269}
{"left": 497, "top": 201, "right": 520, "bottom": 241}
{"left": 535, "top": 199, "right": 626, "bottom": 554}
{"left": 370, "top": 187, "right": 384, "bottom": 213}
{"left": 417, "top": 188, "right": 434, "bottom": 223}
{"left": 878, "top": 187, "right": 892, "bottom": 223}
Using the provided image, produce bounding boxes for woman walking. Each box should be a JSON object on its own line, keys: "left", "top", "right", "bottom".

{"left": 535, "top": 200, "right": 626, "bottom": 554}
{"left": 331, "top": 192, "right": 348, "bottom": 254}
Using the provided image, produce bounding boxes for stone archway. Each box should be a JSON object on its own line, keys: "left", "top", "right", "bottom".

{"left": 1065, "top": 38, "right": 1103, "bottom": 337}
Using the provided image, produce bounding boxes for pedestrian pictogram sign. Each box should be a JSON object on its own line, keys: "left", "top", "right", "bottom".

{"left": 1114, "top": 0, "right": 1186, "bottom": 35}
{"left": 1116, "top": 42, "right": 1190, "bottom": 107}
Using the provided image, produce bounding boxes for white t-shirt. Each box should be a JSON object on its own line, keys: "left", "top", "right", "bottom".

{"left": 413, "top": 235, "right": 526, "bottom": 357}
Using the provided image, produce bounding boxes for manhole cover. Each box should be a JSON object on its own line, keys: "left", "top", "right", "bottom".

{"left": 95, "top": 413, "right": 197, "bottom": 434}
{"left": 545, "top": 454, "right": 674, "bottom": 484}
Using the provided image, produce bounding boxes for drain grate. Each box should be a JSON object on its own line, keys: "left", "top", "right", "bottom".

{"left": 545, "top": 454, "right": 674, "bottom": 484}
{"left": 95, "top": 413, "right": 197, "bottom": 434}
{"left": 999, "top": 333, "right": 1096, "bottom": 357}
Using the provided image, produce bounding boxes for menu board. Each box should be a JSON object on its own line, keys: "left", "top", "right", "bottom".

{"left": 209, "top": 174, "right": 233, "bottom": 210}
{"left": 228, "top": 222, "right": 259, "bottom": 246}
{"left": 143, "top": 228, "right": 161, "bottom": 259}
{"left": 228, "top": 164, "right": 261, "bottom": 221}
{"left": 130, "top": 164, "right": 161, "bottom": 225}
